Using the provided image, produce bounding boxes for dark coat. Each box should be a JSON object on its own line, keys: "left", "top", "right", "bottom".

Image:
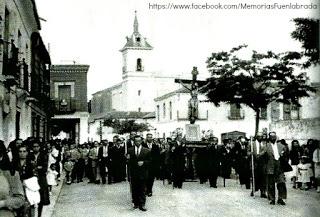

{"left": 98, "top": 146, "right": 111, "bottom": 160}
{"left": 219, "top": 145, "right": 234, "bottom": 179}
{"left": 264, "top": 142, "right": 287, "bottom": 175}
{"left": 28, "top": 152, "right": 50, "bottom": 205}
{"left": 14, "top": 159, "right": 35, "bottom": 181}
{"left": 207, "top": 144, "right": 220, "bottom": 173}
{"left": 171, "top": 143, "right": 186, "bottom": 173}
{"left": 252, "top": 141, "right": 267, "bottom": 172}
{"left": 126, "top": 139, "right": 134, "bottom": 152}
{"left": 127, "top": 146, "right": 151, "bottom": 181}
{"left": 143, "top": 142, "right": 160, "bottom": 176}
{"left": 290, "top": 146, "right": 302, "bottom": 166}
{"left": 111, "top": 145, "right": 126, "bottom": 180}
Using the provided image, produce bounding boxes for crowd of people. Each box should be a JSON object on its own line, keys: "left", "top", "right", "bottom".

{"left": 0, "top": 131, "right": 319, "bottom": 215}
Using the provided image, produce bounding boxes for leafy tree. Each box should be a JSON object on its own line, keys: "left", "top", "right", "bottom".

{"left": 103, "top": 118, "right": 150, "bottom": 135}
{"left": 291, "top": 18, "right": 319, "bottom": 67}
{"left": 202, "top": 45, "right": 315, "bottom": 136}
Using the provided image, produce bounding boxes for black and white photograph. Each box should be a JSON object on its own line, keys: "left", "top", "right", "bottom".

{"left": 0, "top": 0, "right": 319, "bottom": 216}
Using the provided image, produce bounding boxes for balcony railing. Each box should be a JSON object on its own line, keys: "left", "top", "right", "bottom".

{"left": 16, "top": 59, "right": 30, "bottom": 92}
{"left": 2, "top": 40, "right": 19, "bottom": 83}
{"left": 54, "top": 98, "right": 80, "bottom": 114}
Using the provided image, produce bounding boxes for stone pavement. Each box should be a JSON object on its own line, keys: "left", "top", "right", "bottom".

{"left": 42, "top": 178, "right": 65, "bottom": 217}
{"left": 48, "top": 177, "right": 320, "bottom": 217}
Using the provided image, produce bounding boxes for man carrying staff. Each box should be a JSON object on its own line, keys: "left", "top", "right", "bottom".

{"left": 252, "top": 133, "right": 267, "bottom": 198}
{"left": 127, "top": 135, "right": 151, "bottom": 211}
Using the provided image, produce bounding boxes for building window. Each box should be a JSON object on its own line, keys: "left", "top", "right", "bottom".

{"left": 228, "top": 103, "right": 244, "bottom": 120}
{"left": 169, "top": 101, "right": 172, "bottom": 120}
{"left": 17, "top": 30, "right": 22, "bottom": 50}
{"left": 136, "top": 58, "right": 142, "bottom": 71}
{"left": 283, "top": 104, "right": 300, "bottom": 120}
{"left": 58, "top": 85, "right": 71, "bottom": 101}
{"left": 260, "top": 107, "right": 267, "bottom": 120}
{"left": 157, "top": 105, "right": 160, "bottom": 121}
{"left": 138, "top": 107, "right": 141, "bottom": 112}
{"left": 163, "top": 103, "right": 166, "bottom": 119}
{"left": 136, "top": 37, "right": 141, "bottom": 42}
{"left": 4, "top": 8, "right": 10, "bottom": 41}
{"left": 138, "top": 90, "right": 141, "bottom": 96}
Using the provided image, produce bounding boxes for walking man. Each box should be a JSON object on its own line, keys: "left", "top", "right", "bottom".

{"left": 127, "top": 135, "right": 150, "bottom": 211}
{"left": 207, "top": 137, "right": 220, "bottom": 188}
{"left": 253, "top": 133, "right": 267, "bottom": 198}
{"left": 144, "top": 133, "right": 160, "bottom": 197}
{"left": 98, "top": 140, "right": 111, "bottom": 184}
{"left": 264, "top": 132, "right": 287, "bottom": 205}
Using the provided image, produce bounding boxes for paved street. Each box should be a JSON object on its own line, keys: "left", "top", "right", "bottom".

{"left": 50, "top": 178, "right": 320, "bottom": 217}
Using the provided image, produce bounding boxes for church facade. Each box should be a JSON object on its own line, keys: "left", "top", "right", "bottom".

{"left": 89, "top": 12, "right": 320, "bottom": 144}
{"left": 88, "top": 12, "right": 179, "bottom": 141}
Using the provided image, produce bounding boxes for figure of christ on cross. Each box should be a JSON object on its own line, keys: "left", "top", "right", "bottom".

{"left": 174, "top": 67, "right": 207, "bottom": 124}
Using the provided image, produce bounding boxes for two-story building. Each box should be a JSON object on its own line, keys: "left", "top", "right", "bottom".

{"left": 154, "top": 88, "right": 271, "bottom": 141}
{"left": 154, "top": 65, "right": 320, "bottom": 143}
{"left": 0, "top": 0, "right": 52, "bottom": 146}
{"left": 50, "top": 64, "right": 89, "bottom": 144}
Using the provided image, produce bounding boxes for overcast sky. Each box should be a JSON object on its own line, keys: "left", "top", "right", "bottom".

{"left": 36, "top": 0, "right": 319, "bottom": 98}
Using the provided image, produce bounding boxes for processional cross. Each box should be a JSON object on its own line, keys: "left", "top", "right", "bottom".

{"left": 174, "top": 67, "right": 207, "bottom": 124}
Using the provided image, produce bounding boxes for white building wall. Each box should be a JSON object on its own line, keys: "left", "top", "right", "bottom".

{"left": 111, "top": 84, "right": 125, "bottom": 111}
{"left": 270, "top": 65, "right": 320, "bottom": 143}
{"left": 0, "top": 0, "right": 39, "bottom": 146}
{"left": 155, "top": 92, "right": 270, "bottom": 140}
{"left": 123, "top": 49, "right": 153, "bottom": 74}
{"left": 79, "top": 113, "right": 89, "bottom": 144}
{"left": 18, "top": 99, "right": 32, "bottom": 140}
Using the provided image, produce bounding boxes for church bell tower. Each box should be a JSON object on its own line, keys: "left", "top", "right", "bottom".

{"left": 120, "top": 11, "right": 153, "bottom": 79}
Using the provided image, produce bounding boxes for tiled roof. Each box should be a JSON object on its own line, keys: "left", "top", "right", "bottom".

{"left": 142, "top": 112, "right": 156, "bottom": 119}
{"left": 51, "top": 65, "right": 90, "bottom": 73}
{"left": 154, "top": 88, "right": 190, "bottom": 102}
{"left": 89, "top": 111, "right": 150, "bottom": 122}
{"left": 120, "top": 12, "right": 153, "bottom": 52}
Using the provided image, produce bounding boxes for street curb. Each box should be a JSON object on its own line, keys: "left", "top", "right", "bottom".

{"left": 42, "top": 177, "right": 65, "bottom": 217}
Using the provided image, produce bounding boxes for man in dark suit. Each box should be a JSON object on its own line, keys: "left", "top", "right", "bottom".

{"left": 252, "top": 133, "right": 267, "bottom": 198}
{"left": 127, "top": 135, "right": 150, "bottom": 211}
{"left": 111, "top": 138, "right": 126, "bottom": 183}
{"left": 143, "top": 133, "right": 160, "bottom": 197}
{"left": 126, "top": 132, "right": 136, "bottom": 152}
{"left": 264, "top": 132, "right": 287, "bottom": 205}
{"left": 171, "top": 134, "right": 186, "bottom": 188}
{"left": 98, "top": 140, "right": 111, "bottom": 184}
{"left": 207, "top": 137, "right": 220, "bottom": 188}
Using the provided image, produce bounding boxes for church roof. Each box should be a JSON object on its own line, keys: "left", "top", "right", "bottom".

{"left": 154, "top": 88, "right": 190, "bottom": 102}
{"left": 89, "top": 111, "right": 150, "bottom": 122}
{"left": 120, "top": 12, "right": 153, "bottom": 52}
{"left": 142, "top": 112, "right": 156, "bottom": 119}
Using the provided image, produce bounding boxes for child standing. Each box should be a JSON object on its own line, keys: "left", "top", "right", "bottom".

{"left": 297, "top": 156, "right": 312, "bottom": 190}
{"left": 46, "top": 163, "right": 58, "bottom": 194}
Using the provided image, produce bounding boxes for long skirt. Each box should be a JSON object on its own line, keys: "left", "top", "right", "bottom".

{"left": 315, "top": 163, "right": 320, "bottom": 178}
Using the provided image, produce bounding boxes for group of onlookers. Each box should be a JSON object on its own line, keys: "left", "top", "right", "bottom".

{"left": 62, "top": 136, "right": 127, "bottom": 185}
{"left": 0, "top": 132, "right": 319, "bottom": 215}
{"left": 1, "top": 138, "right": 51, "bottom": 217}
{"left": 290, "top": 139, "right": 320, "bottom": 192}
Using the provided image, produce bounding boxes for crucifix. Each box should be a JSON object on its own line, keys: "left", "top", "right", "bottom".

{"left": 174, "top": 67, "right": 207, "bottom": 124}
